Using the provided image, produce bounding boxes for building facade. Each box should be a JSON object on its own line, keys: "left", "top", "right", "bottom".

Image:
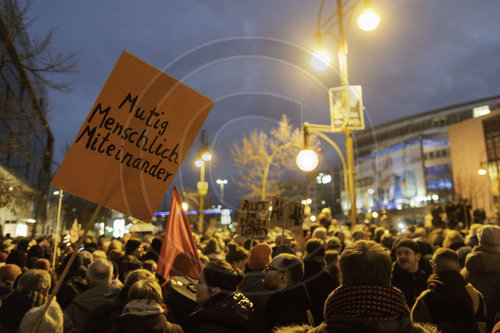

{"left": 0, "top": 6, "right": 54, "bottom": 236}
{"left": 352, "top": 96, "right": 500, "bottom": 217}
{"left": 448, "top": 108, "right": 500, "bottom": 220}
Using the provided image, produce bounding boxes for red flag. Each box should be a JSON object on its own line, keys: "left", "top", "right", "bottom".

{"left": 157, "top": 186, "right": 202, "bottom": 284}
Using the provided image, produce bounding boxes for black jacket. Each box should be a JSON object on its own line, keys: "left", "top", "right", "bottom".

{"left": 183, "top": 292, "right": 253, "bottom": 333}
{"left": 266, "top": 283, "right": 314, "bottom": 332}
{"left": 304, "top": 257, "right": 339, "bottom": 325}
{"left": 391, "top": 262, "right": 429, "bottom": 308}
{"left": 411, "top": 270, "right": 485, "bottom": 333}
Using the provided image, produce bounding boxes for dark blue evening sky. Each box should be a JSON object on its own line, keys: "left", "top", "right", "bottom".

{"left": 26, "top": 0, "right": 500, "bottom": 210}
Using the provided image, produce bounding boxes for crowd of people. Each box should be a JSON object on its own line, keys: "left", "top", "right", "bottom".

{"left": 0, "top": 212, "right": 499, "bottom": 333}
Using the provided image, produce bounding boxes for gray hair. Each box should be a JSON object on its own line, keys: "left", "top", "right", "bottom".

{"left": 86, "top": 258, "right": 113, "bottom": 286}
{"left": 478, "top": 225, "right": 500, "bottom": 248}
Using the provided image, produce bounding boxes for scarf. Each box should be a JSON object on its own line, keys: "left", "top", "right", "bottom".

{"left": 324, "top": 285, "right": 410, "bottom": 321}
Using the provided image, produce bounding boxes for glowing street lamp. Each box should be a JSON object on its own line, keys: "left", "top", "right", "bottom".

{"left": 296, "top": 149, "right": 319, "bottom": 172}
{"left": 357, "top": 6, "right": 380, "bottom": 31}
{"left": 478, "top": 168, "right": 487, "bottom": 176}
{"left": 201, "top": 152, "right": 212, "bottom": 162}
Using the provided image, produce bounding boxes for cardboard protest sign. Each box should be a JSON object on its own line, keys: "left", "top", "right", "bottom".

{"left": 270, "top": 197, "right": 304, "bottom": 229}
{"left": 51, "top": 51, "right": 213, "bottom": 221}
{"left": 238, "top": 199, "right": 270, "bottom": 239}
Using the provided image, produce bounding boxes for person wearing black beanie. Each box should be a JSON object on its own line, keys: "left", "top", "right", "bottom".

{"left": 391, "top": 238, "right": 429, "bottom": 308}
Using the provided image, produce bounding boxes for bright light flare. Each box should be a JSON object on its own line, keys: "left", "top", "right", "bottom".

{"left": 358, "top": 8, "right": 380, "bottom": 31}
{"left": 194, "top": 159, "right": 204, "bottom": 168}
{"left": 181, "top": 202, "right": 189, "bottom": 211}
{"left": 478, "top": 168, "right": 487, "bottom": 176}
{"left": 201, "top": 152, "right": 212, "bottom": 162}
{"left": 310, "top": 50, "right": 331, "bottom": 71}
{"left": 296, "top": 149, "right": 319, "bottom": 172}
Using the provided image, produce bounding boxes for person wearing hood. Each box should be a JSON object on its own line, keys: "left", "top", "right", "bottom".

{"left": 65, "top": 258, "right": 120, "bottom": 333}
{"left": 183, "top": 260, "right": 253, "bottom": 333}
{"left": 119, "top": 279, "right": 182, "bottom": 333}
{"left": 462, "top": 225, "right": 500, "bottom": 332}
{"left": 412, "top": 248, "right": 486, "bottom": 333}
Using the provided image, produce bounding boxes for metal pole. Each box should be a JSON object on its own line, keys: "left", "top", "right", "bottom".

{"left": 52, "top": 190, "right": 63, "bottom": 268}
{"left": 198, "top": 162, "right": 205, "bottom": 233}
{"left": 220, "top": 182, "right": 224, "bottom": 206}
{"left": 337, "top": 0, "right": 357, "bottom": 225}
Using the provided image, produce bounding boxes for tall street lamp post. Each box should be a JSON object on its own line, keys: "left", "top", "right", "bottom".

{"left": 216, "top": 179, "right": 228, "bottom": 206}
{"left": 297, "top": 0, "right": 380, "bottom": 225}
{"left": 195, "top": 152, "right": 211, "bottom": 233}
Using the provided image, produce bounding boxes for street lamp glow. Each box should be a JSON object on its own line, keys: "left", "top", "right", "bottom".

{"left": 357, "top": 7, "right": 380, "bottom": 31}
{"left": 372, "top": 211, "right": 379, "bottom": 219}
{"left": 296, "top": 149, "right": 319, "bottom": 172}
{"left": 306, "top": 198, "right": 312, "bottom": 204}
{"left": 310, "top": 50, "right": 331, "bottom": 71}
{"left": 216, "top": 179, "right": 228, "bottom": 184}
{"left": 478, "top": 168, "right": 487, "bottom": 176}
{"left": 181, "top": 202, "right": 189, "bottom": 211}
{"left": 201, "top": 152, "right": 212, "bottom": 162}
{"left": 194, "top": 159, "right": 204, "bottom": 168}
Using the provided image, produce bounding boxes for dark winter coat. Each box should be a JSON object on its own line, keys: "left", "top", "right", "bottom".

{"left": 57, "top": 275, "right": 88, "bottom": 309}
{"left": 118, "top": 299, "right": 183, "bottom": 333}
{"left": 306, "top": 317, "right": 438, "bottom": 333}
{"left": 239, "top": 269, "right": 269, "bottom": 332}
{"left": 391, "top": 262, "right": 429, "bottom": 308}
{"left": 65, "top": 282, "right": 120, "bottom": 333}
{"left": 183, "top": 292, "right": 253, "bottom": 333}
{"left": 266, "top": 283, "right": 314, "bottom": 331}
{"left": 411, "top": 270, "right": 486, "bottom": 333}
{"left": 304, "top": 257, "right": 339, "bottom": 325}
{"left": 462, "top": 245, "right": 500, "bottom": 331}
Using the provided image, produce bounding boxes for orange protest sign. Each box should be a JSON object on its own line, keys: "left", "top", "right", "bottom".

{"left": 51, "top": 51, "right": 213, "bottom": 221}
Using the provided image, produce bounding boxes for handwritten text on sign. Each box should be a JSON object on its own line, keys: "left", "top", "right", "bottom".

{"left": 270, "top": 197, "right": 304, "bottom": 229}
{"left": 238, "top": 200, "right": 270, "bottom": 239}
{"left": 51, "top": 51, "right": 213, "bottom": 221}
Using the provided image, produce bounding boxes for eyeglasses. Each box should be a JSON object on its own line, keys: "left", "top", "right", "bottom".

{"left": 265, "top": 265, "right": 284, "bottom": 273}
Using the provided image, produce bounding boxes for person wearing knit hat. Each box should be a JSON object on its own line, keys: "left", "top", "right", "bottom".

{"left": 391, "top": 238, "right": 429, "bottom": 309}
{"left": 0, "top": 264, "right": 23, "bottom": 303}
{"left": 305, "top": 241, "right": 437, "bottom": 333}
{"left": 247, "top": 243, "right": 272, "bottom": 271}
{"left": 238, "top": 243, "right": 273, "bottom": 332}
{"left": 395, "top": 238, "right": 421, "bottom": 255}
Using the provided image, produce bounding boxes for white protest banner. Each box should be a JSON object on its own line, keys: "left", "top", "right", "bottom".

{"left": 238, "top": 199, "right": 270, "bottom": 239}
{"left": 270, "top": 197, "right": 304, "bottom": 229}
